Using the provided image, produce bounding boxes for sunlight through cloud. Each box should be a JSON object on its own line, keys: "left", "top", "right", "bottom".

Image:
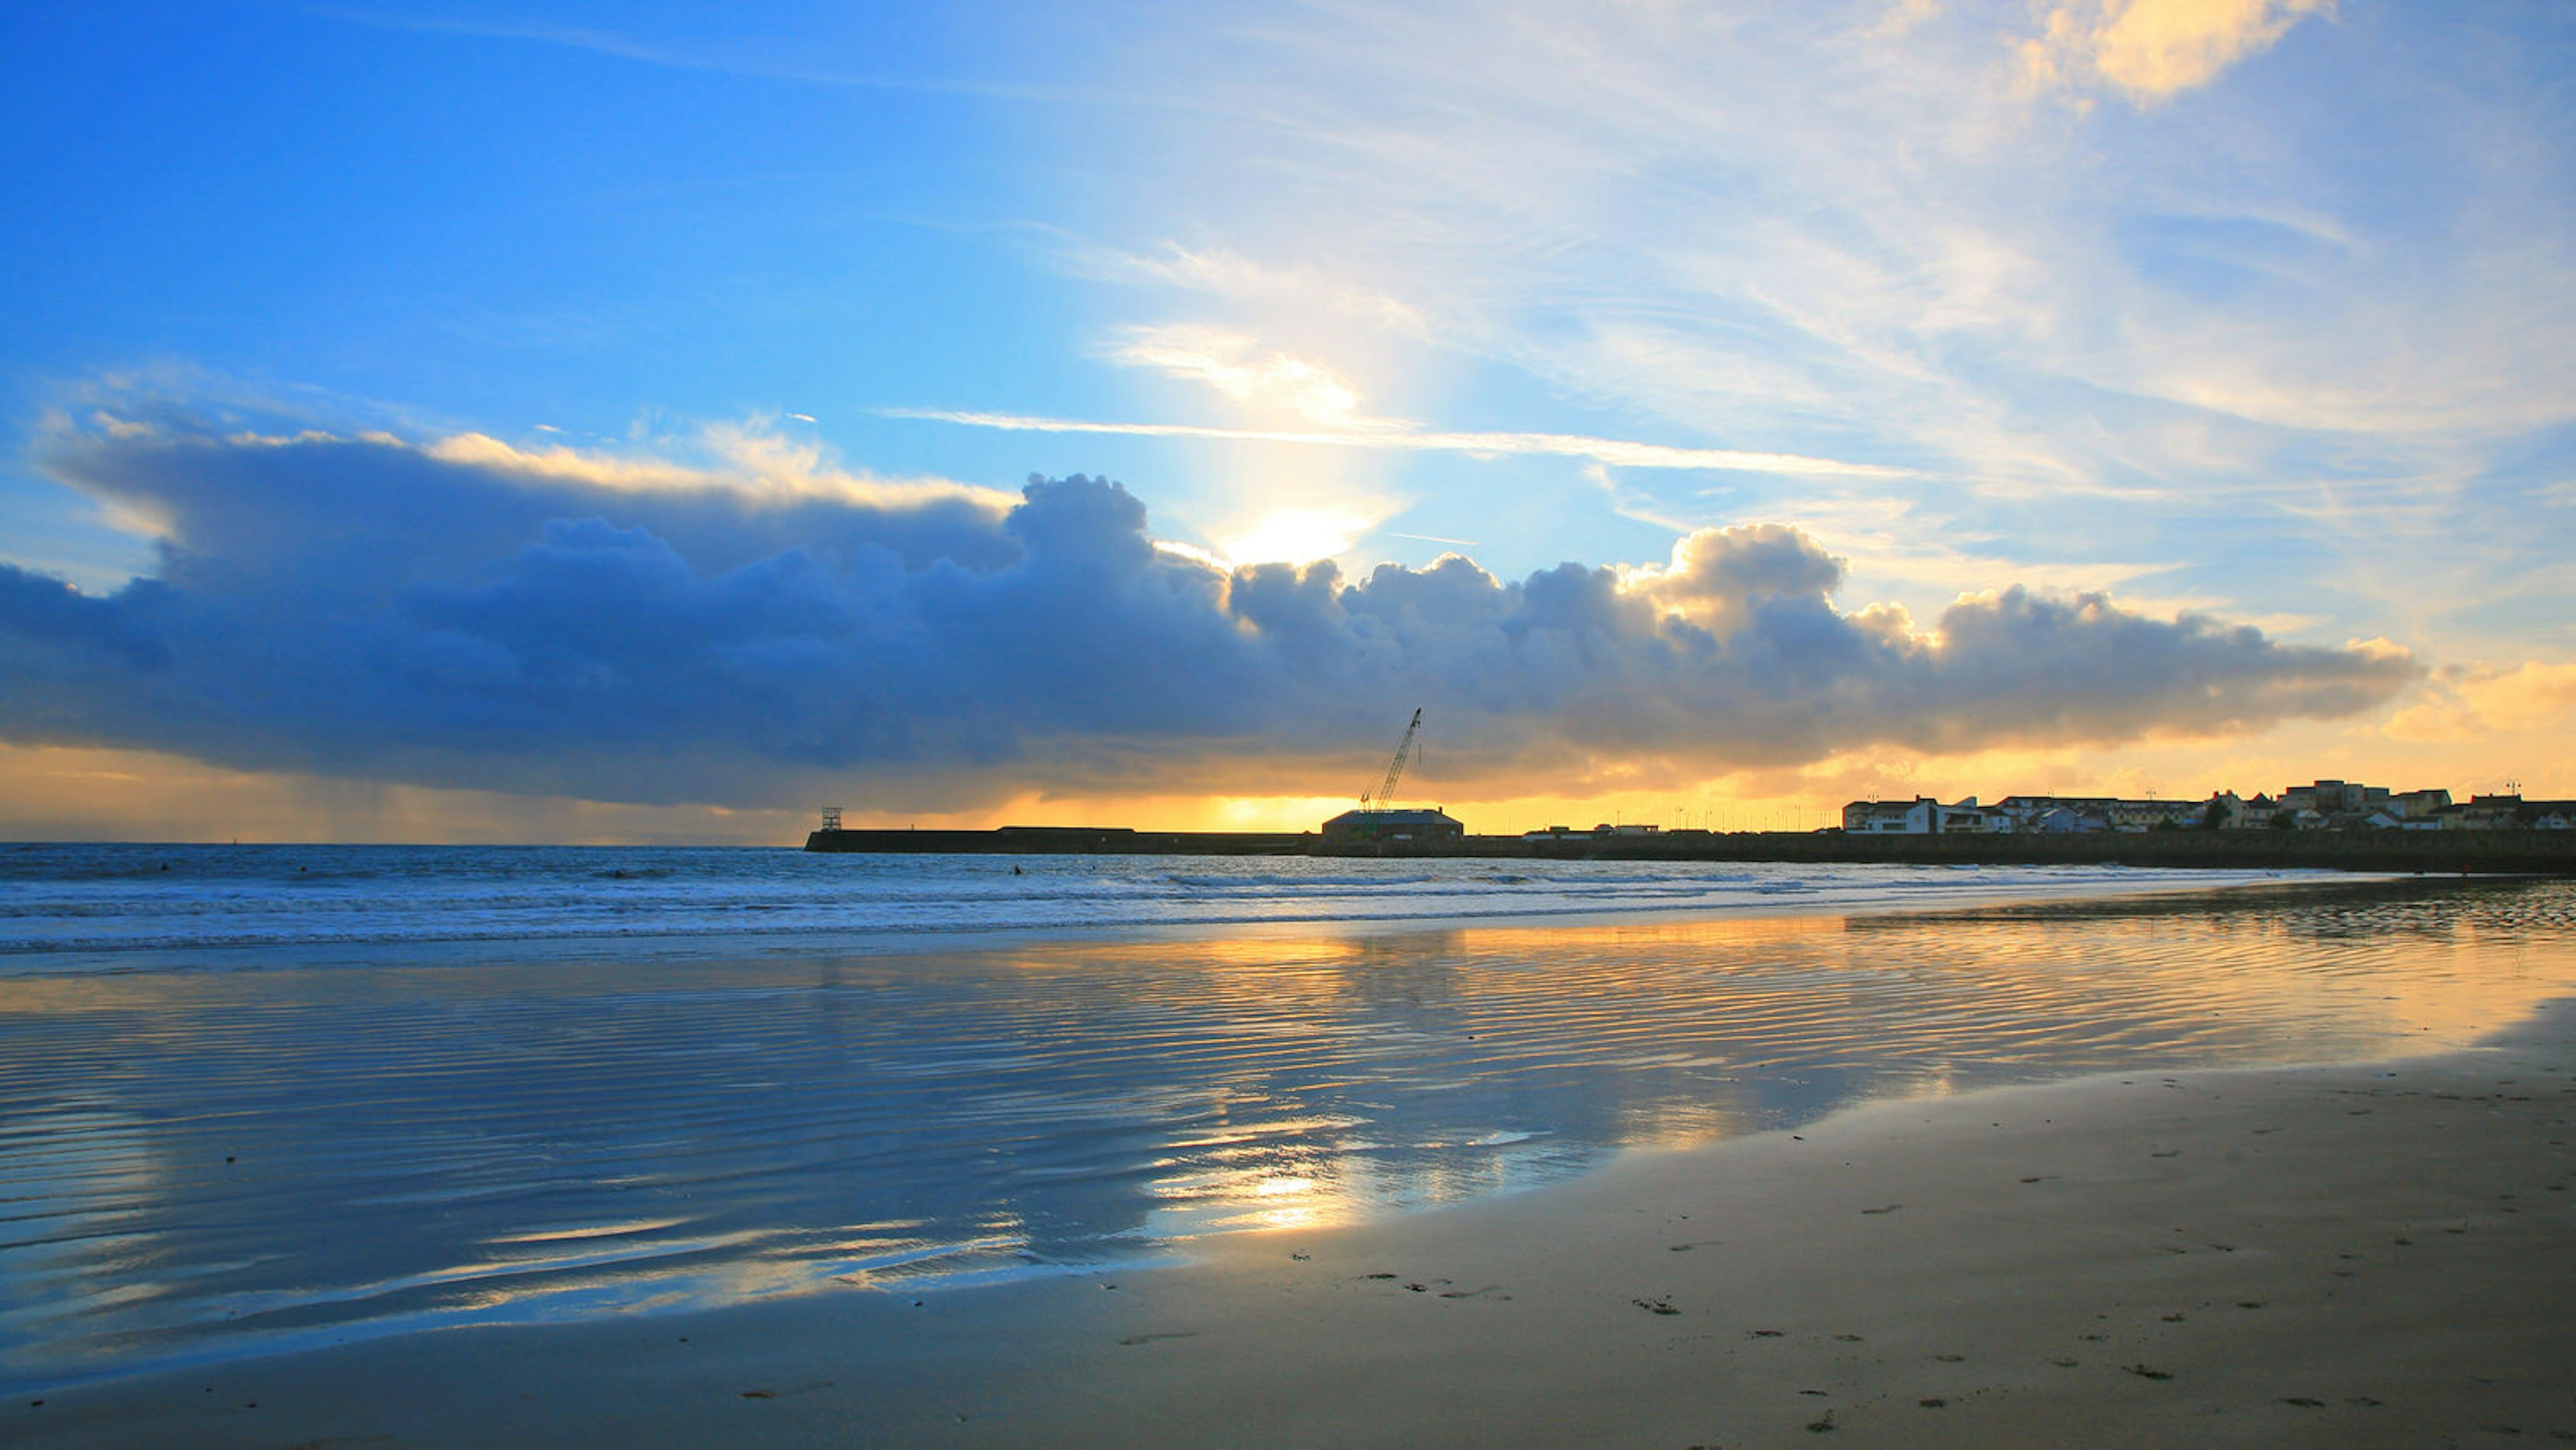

{"left": 1218, "top": 506, "right": 1378, "bottom": 567}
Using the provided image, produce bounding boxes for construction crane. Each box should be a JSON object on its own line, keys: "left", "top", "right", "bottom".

{"left": 1362, "top": 708, "right": 1424, "bottom": 805}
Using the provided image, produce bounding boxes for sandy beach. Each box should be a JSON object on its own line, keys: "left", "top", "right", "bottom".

{"left": 18, "top": 989, "right": 2573, "bottom": 1449}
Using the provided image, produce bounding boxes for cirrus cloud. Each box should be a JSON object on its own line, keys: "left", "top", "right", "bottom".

{"left": 884, "top": 407, "right": 1914, "bottom": 480}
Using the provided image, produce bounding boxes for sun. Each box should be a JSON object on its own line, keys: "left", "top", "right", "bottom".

{"left": 1220, "top": 508, "right": 1372, "bottom": 567}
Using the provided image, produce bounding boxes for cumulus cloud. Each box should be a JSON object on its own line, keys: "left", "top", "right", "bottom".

{"left": 0, "top": 415, "right": 2416, "bottom": 807}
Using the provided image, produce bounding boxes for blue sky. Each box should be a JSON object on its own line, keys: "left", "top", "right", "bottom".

{"left": 3, "top": 0, "right": 2572, "bottom": 840}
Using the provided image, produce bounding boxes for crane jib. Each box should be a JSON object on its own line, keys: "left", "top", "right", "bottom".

{"left": 1364, "top": 708, "right": 1424, "bottom": 805}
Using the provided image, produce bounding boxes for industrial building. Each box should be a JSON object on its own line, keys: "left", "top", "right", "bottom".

{"left": 1321, "top": 807, "right": 1465, "bottom": 844}
{"left": 1318, "top": 708, "right": 1464, "bottom": 844}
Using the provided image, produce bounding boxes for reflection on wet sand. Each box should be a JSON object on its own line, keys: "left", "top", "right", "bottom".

{"left": 2, "top": 876, "right": 2572, "bottom": 1392}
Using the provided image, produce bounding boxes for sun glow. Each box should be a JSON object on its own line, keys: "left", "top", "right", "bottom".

{"left": 1218, "top": 507, "right": 1373, "bottom": 567}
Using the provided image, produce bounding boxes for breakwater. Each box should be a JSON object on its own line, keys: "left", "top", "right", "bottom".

{"left": 806, "top": 826, "right": 1316, "bottom": 855}
{"left": 805, "top": 826, "right": 2576, "bottom": 874}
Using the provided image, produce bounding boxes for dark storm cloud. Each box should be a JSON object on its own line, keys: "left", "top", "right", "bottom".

{"left": 0, "top": 419, "right": 2418, "bottom": 805}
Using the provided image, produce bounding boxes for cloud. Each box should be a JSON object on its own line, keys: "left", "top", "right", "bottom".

{"left": 1104, "top": 325, "right": 1374, "bottom": 428}
{"left": 885, "top": 408, "right": 1913, "bottom": 480}
{"left": 1076, "top": 243, "right": 1435, "bottom": 340}
{"left": 0, "top": 413, "right": 2417, "bottom": 808}
{"left": 1871, "top": 0, "right": 1946, "bottom": 42}
{"left": 1625, "top": 523, "right": 1851, "bottom": 636}
{"left": 0, "top": 567, "right": 168, "bottom": 671}
{"left": 1059, "top": 1, "right": 2576, "bottom": 658}
{"left": 2388, "top": 661, "right": 2576, "bottom": 741}
{"left": 2017, "top": 0, "right": 2334, "bottom": 105}
{"left": 311, "top": 6, "right": 1154, "bottom": 109}
{"left": 1213, "top": 505, "right": 1388, "bottom": 569}
{"left": 2460, "top": 662, "right": 2576, "bottom": 732}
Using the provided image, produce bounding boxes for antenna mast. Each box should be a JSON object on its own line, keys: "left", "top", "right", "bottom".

{"left": 1363, "top": 708, "right": 1424, "bottom": 805}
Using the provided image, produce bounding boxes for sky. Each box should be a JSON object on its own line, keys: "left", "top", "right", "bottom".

{"left": 2, "top": 0, "right": 2572, "bottom": 842}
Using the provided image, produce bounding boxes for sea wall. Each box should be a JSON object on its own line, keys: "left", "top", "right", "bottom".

{"left": 804, "top": 826, "right": 2576, "bottom": 873}
{"left": 805, "top": 826, "right": 1315, "bottom": 856}
{"left": 1533, "top": 829, "right": 2576, "bottom": 873}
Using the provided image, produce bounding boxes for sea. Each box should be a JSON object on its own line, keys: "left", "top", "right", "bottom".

{"left": 5, "top": 843, "right": 2575, "bottom": 1394}
{"left": 0, "top": 843, "right": 2354, "bottom": 966}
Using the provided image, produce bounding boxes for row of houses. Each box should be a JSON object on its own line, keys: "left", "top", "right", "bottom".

{"left": 1842, "top": 781, "right": 2576, "bottom": 836}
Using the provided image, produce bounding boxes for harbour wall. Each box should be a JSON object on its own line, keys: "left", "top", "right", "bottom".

{"left": 804, "top": 826, "right": 2576, "bottom": 874}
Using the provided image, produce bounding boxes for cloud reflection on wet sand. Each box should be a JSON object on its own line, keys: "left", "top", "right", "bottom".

{"left": 2, "top": 876, "right": 2570, "bottom": 1392}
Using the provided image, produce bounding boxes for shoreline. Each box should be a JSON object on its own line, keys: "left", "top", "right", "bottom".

{"left": 19, "top": 999, "right": 2574, "bottom": 1447}
{"left": 0, "top": 858, "right": 2424, "bottom": 982}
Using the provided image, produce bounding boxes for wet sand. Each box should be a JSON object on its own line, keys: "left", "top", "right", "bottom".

{"left": 19, "top": 999, "right": 2575, "bottom": 1449}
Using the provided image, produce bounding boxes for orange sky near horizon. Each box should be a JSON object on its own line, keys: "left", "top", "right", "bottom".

{"left": 5, "top": 695, "right": 2565, "bottom": 845}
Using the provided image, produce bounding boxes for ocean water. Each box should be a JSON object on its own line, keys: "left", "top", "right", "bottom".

{"left": 3, "top": 845, "right": 2573, "bottom": 1394}
{"left": 0, "top": 843, "right": 2318, "bottom": 965}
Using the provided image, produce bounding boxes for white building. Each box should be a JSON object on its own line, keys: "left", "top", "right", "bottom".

{"left": 1841, "top": 797, "right": 2010, "bottom": 834}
